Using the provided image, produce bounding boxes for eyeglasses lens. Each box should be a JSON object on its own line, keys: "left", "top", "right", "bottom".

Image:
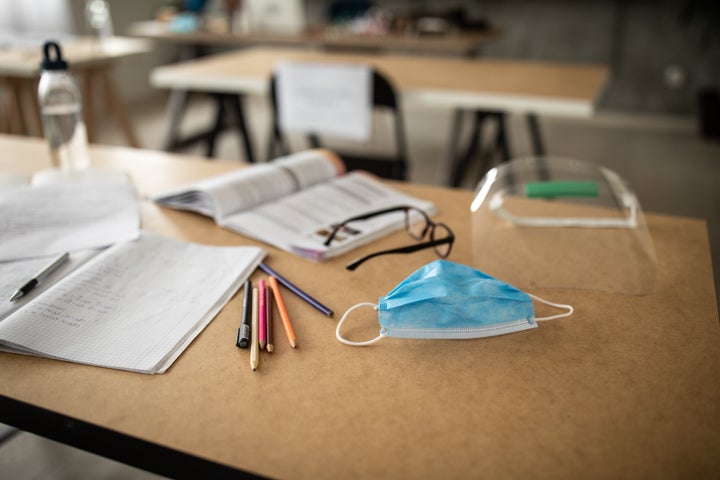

{"left": 431, "top": 223, "right": 453, "bottom": 258}
{"left": 405, "top": 208, "right": 428, "bottom": 240}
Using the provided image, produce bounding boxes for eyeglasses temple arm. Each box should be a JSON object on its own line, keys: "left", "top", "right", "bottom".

{"left": 323, "top": 206, "right": 413, "bottom": 247}
{"left": 345, "top": 236, "right": 454, "bottom": 271}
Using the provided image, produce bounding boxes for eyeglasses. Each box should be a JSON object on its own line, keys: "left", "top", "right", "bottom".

{"left": 324, "top": 206, "right": 454, "bottom": 270}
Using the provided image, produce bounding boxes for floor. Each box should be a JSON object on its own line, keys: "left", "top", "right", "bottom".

{"left": 1, "top": 92, "right": 718, "bottom": 479}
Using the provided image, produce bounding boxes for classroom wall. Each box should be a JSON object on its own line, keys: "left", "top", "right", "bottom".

{"left": 2, "top": 0, "right": 717, "bottom": 116}
{"left": 68, "top": 0, "right": 178, "bottom": 104}
{"left": 471, "top": 0, "right": 720, "bottom": 115}
{"left": 306, "top": 0, "right": 720, "bottom": 116}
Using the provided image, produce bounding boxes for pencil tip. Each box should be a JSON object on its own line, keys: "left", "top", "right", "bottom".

{"left": 267, "top": 345, "right": 274, "bottom": 352}
{"left": 291, "top": 341, "right": 297, "bottom": 348}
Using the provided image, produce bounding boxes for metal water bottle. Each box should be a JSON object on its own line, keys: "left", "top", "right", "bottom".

{"left": 38, "top": 41, "right": 91, "bottom": 171}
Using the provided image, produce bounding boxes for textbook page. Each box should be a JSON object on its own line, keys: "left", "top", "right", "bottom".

{"left": 0, "top": 233, "right": 266, "bottom": 374}
{"left": 152, "top": 149, "right": 342, "bottom": 221}
{"left": 0, "top": 181, "right": 140, "bottom": 261}
{"left": 221, "top": 172, "right": 436, "bottom": 261}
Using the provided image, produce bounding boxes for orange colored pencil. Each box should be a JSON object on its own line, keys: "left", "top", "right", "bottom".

{"left": 268, "top": 275, "right": 297, "bottom": 348}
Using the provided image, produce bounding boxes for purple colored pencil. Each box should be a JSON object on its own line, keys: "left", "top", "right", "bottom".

{"left": 259, "top": 262, "right": 334, "bottom": 317}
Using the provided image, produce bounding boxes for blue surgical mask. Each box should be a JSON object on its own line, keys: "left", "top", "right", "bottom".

{"left": 336, "top": 260, "right": 573, "bottom": 346}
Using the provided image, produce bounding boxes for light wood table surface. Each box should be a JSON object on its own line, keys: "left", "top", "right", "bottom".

{"left": 0, "top": 133, "right": 717, "bottom": 479}
{"left": 0, "top": 36, "right": 151, "bottom": 147}
{"left": 151, "top": 46, "right": 608, "bottom": 116}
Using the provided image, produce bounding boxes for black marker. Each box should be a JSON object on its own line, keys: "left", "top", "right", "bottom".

{"left": 236, "top": 280, "right": 252, "bottom": 348}
{"left": 266, "top": 283, "right": 274, "bottom": 353}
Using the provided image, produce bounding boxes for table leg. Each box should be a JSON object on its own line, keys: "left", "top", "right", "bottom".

{"left": 453, "top": 110, "right": 488, "bottom": 187}
{"left": 162, "top": 89, "right": 190, "bottom": 151}
{"left": 0, "top": 92, "right": 7, "bottom": 134}
{"left": 161, "top": 43, "right": 205, "bottom": 152}
{"left": 440, "top": 109, "right": 466, "bottom": 186}
{"left": 99, "top": 66, "right": 140, "bottom": 148}
{"left": 205, "top": 94, "right": 226, "bottom": 157}
{"left": 80, "top": 69, "right": 97, "bottom": 144}
{"left": 227, "top": 94, "right": 255, "bottom": 163}
{"left": 446, "top": 110, "right": 515, "bottom": 187}
{"left": 495, "top": 112, "right": 511, "bottom": 161}
{"left": 22, "top": 78, "right": 43, "bottom": 137}
{"left": 526, "top": 113, "right": 546, "bottom": 156}
{"left": 5, "top": 78, "right": 30, "bottom": 135}
{"left": 0, "top": 79, "right": 13, "bottom": 134}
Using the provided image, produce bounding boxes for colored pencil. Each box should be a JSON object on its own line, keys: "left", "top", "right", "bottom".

{"left": 268, "top": 275, "right": 297, "bottom": 348}
{"left": 259, "top": 262, "right": 333, "bottom": 317}
{"left": 250, "top": 287, "right": 259, "bottom": 371}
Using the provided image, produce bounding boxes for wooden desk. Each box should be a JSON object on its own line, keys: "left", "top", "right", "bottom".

{"left": 0, "top": 36, "right": 151, "bottom": 147}
{"left": 131, "top": 23, "right": 497, "bottom": 164}
{"left": 152, "top": 47, "right": 607, "bottom": 117}
{"left": 0, "top": 134, "right": 718, "bottom": 479}
{"left": 150, "top": 47, "right": 609, "bottom": 182}
{"left": 129, "top": 20, "right": 498, "bottom": 57}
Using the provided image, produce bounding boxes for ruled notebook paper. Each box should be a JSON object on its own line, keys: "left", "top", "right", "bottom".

{"left": 0, "top": 181, "right": 140, "bottom": 261}
{"left": 0, "top": 249, "right": 102, "bottom": 323}
{"left": 0, "top": 233, "right": 266, "bottom": 374}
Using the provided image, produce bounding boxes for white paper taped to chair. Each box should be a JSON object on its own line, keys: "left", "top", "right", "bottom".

{"left": 276, "top": 61, "right": 371, "bottom": 141}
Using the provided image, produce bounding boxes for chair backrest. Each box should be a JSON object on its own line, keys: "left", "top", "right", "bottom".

{"left": 268, "top": 67, "right": 408, "bottom": 180}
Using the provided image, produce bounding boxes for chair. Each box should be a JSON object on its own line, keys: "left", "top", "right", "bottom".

{"left": 268, "top": 68, "right": 409, "bottom": 181}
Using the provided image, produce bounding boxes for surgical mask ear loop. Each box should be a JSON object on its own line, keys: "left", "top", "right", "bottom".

{"left": 336, "top": 302, "right": 386, "bottom": 346}
{"left": 528, "top": 293, "right": 574, "bottom": 321}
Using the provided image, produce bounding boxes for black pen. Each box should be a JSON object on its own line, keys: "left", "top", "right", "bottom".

{"left": 236, "top": 280, "right": 252, "bottom": 348}
{"left": 266, "top": 282, "right": 274, "bottom": 353}
{"left": 9, "top": 252, "right": 69, "bottom": 302}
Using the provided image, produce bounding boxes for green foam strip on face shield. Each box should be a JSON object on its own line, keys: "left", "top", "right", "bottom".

{"left": 524, "top": 181, "right": 599, "bottom": 198}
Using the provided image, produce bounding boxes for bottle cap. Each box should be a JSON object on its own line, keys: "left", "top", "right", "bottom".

{"left": 40, "top": 41, "right": 69, "bottom": 71}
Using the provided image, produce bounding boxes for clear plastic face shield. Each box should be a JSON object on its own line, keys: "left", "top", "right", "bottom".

{"left": 470, "top": 157, "right": 658, "bottom": 295}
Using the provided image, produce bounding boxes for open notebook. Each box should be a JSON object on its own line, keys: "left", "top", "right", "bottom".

{"left": 0, "top": 233, "right": 265, "bottom": 374}
{"left": 0, "top": 167, "right": 140, "bottom": 261}
{"left": 152, "top": 149, "right": 435, "bottom": 261}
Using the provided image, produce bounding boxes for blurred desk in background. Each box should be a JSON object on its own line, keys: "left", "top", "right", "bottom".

{"left": 0, "top": 36, "right": 151, "bottom": 147}
{"left": 150, "top": 47, "right": 609, "bottom": 183}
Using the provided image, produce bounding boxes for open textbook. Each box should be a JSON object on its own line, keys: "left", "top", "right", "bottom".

{"left": 0, "top": 233, "right": 265, "bottom": 374}
{"left": 152, "top": 150, "right": 435, "bottom": 261}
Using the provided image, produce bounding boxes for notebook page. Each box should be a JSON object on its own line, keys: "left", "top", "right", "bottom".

{"left": 0, "top": 233, "right": 265, "bottom": 373}
{"left": 0, "top": 249, "right": 102, "bottom": 323}
{"left": 0, "top": 182, "right": 140, "bottom": 261}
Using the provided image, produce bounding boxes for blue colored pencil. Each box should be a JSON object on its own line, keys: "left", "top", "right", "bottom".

{"left": 259, "top": 262, "right": 334, "bottom": 317}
